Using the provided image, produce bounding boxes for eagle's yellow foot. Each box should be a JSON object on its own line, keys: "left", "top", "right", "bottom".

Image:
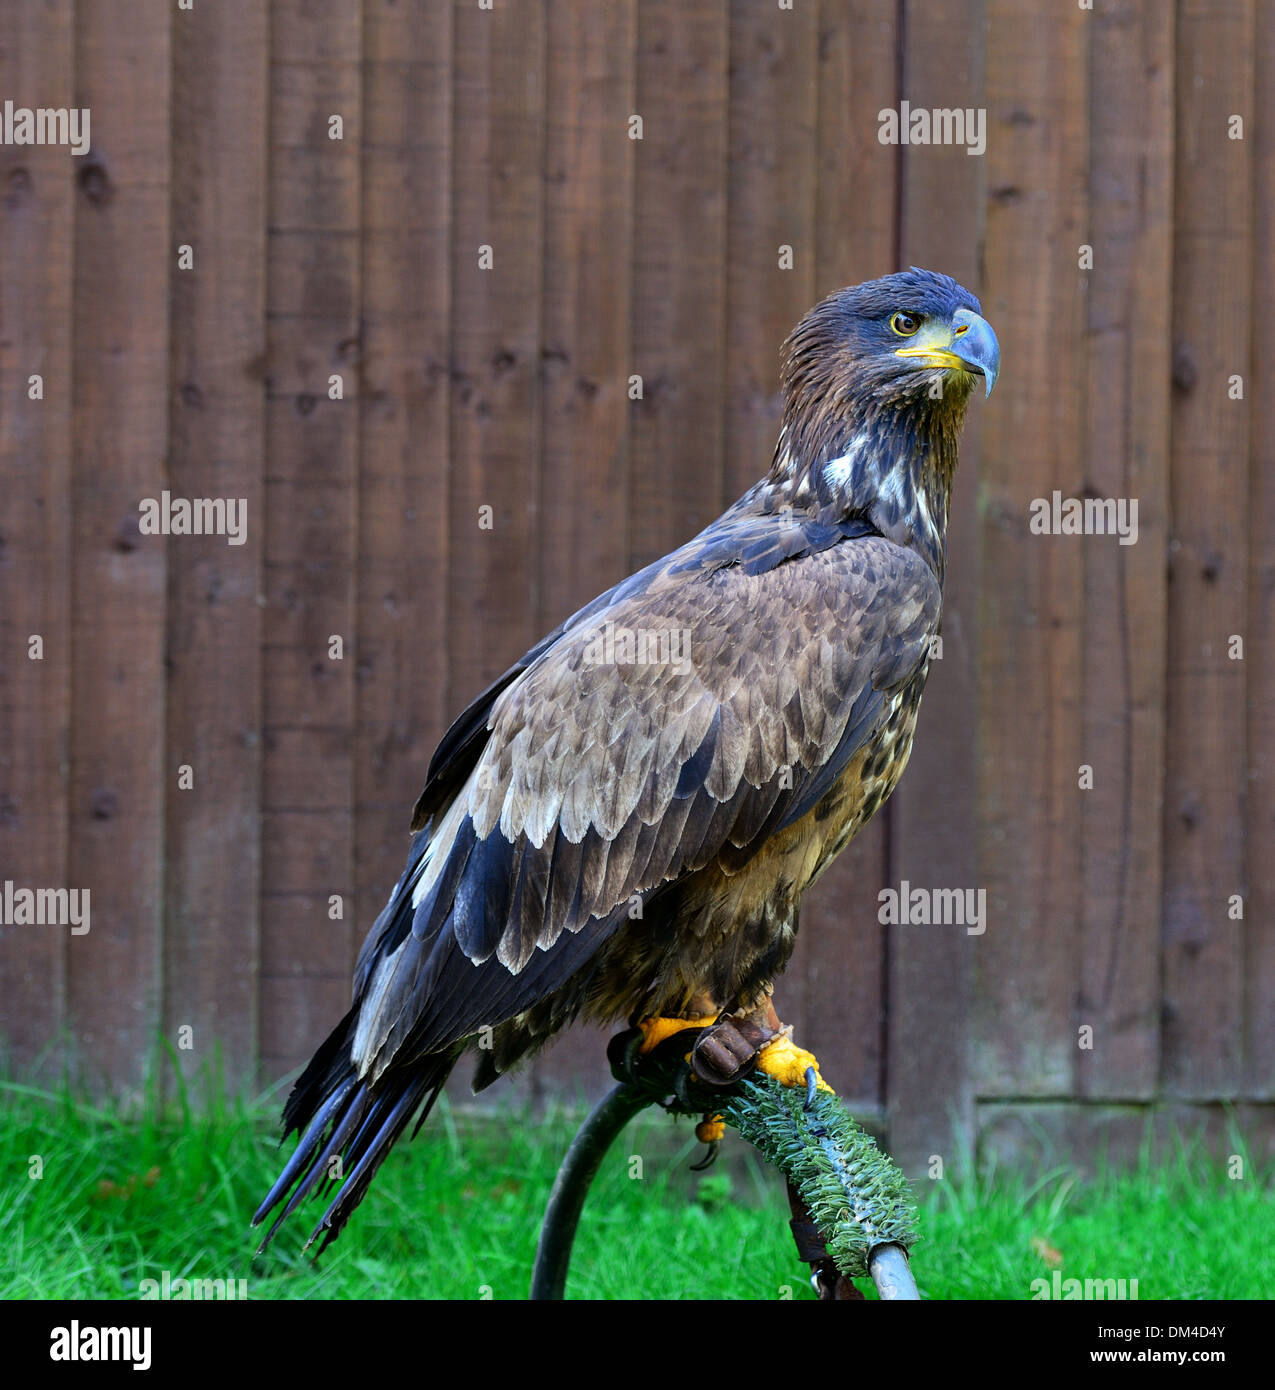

{"left": 754, "top": 1034, "right": 835, "bottom": 1094}
{"left": 635, "top": 1013, "right": 719, "bottom": 1055}
{"left": 695, "top": 1113, "right": 726, "bottom": 1143}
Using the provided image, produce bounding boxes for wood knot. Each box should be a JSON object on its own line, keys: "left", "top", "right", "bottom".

{"left": 5, "top": 167, "right": 31, "bottom": 208}
{"left": 1171, "top": 341, "right": 1197, "bottom": 393}
{"left": 114, "top": 515, "right": 141, "bottom": 552}
{"left": 77, "top": 159, "right": 113, "bottom": 205}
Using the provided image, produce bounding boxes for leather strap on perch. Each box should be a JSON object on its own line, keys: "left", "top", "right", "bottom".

{"left": 787, "top": 1179, "right": 866, "bottom": 1300}
{"left": 691, "top": 1015, "right": 777, "bottom": 1085}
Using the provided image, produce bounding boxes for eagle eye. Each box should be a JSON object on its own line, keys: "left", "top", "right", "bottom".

{"left": 890, "top": 312, "right": 921, "bottom": 337}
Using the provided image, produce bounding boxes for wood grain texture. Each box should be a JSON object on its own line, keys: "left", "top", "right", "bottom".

{"left": 1245, "top": 0, "right": 1275, "bottom": 1100}
{"left": 888, "top": 0, "right": 986, "bottom": 1170}
{"left": 1162, "top": 0, "right": 1254, "bottom": 1099}
{"left": 1076, "top": 0, "right": 1173, "bottom": 1101}
{"left": 722, "top": 0, "right": 817, "bottom": 504}
{"left": 163, "top": 0, "right": 268, "bottom": 1090}
{"left": 628, "top": 0, "right": 729, "bottom": 572}
{"left": 66, "top": 0, "right": 172, "bottom": 1092}
{"left": 259, "top": 0, "right": 362, "bottom": 1074}
{"left": 0, "top": 0, "right": 74, "bottom": 1075}
{"left": 973, "top": 0, "right": 1088, "bottom": 1101}
{"left": 445, "top": 0, "right": 545, "bottom": 710}
{"left": 536, "top": 0, "right": 636, "bottom": 624}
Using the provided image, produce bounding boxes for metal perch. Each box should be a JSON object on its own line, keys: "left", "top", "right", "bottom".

{"left": 529, "top": 1083, "right": 652, "bottom": 1301}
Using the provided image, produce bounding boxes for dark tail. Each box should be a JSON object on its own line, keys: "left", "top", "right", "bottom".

{"left": 252, "top": 1008, "right": 461, "bottom": 1255}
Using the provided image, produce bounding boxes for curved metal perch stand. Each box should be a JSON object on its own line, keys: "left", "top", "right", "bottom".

{"left": 529, "top": 1083, "right": 652, "bottom": 1300}
{"left": 529, "top": 1073, "right": 920, "bottom": 1301}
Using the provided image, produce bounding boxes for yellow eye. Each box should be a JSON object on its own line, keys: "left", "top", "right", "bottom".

{"left": 890, "top": 312, "right": 920, "bottom": 336}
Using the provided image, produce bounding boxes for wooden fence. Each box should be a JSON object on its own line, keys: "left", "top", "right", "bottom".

{"left": 1, "top": 0, "right": 1271, "bottom": 1173}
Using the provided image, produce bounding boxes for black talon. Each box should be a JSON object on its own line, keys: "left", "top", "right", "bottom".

{"left": 689, "top": 1139, "right": 719, "bottom": 1172}
{"left": 804, "top": 1065, "right": 818, "bottom": 1111}
{"left": 673, "top": 1059, "right": 701, "bottom": 1110}
{"left": 606, "top": 1027, "right": 646, "bottom": 1086}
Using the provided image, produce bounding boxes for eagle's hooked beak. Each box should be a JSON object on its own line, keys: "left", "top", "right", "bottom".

{"left": 894, "top": 308, "right": 1000, "bottom": 397}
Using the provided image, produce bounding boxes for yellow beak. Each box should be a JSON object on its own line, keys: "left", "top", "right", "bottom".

{"left": 893, "top": 308, "right": 1000, "bottom": 396}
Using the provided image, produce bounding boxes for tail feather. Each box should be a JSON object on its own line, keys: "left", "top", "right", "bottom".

{"left": 253, "top": 1073, "right": 360, "bottom": 1234}
{"left": 308, "top": 1074, "right": 440, "bottom": 1253}
{"left": 253, "top": 1007, "right": 461, "bottom": 1254}
{"left": 255, "top": 1078, "right": 371, "bottom": 1251}
{"left": 281, "top": 1004, "right": 360, "bottom": 1137}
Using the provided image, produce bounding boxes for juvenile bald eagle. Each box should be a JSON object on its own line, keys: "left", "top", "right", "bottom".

{"left": 254, "top": 268, "right": 999, "bottom": 1252}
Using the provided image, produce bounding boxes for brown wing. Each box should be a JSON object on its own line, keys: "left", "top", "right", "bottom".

{"left": 349, "top": 530, "right": 939, "bottom": 1081}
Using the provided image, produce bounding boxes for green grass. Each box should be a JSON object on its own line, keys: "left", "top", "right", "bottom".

{"left": 1, "top": 1065, "right": 1271, "bottom": 1300}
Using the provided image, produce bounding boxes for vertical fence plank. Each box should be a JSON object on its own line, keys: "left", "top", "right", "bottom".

{"left": 0, "top": 0, "right": 74, "bottom": 1075}
{"left": 536, "top": 0, "right": 635, "bottom": 626}
{"left": 794, "top": 0, "right": 900, "bottom": 1113}
{"left": 163, "top": 0, "right": 268, "bottom": 1091}
{"left": 973, "top": 1, "right": 1089, "bottom": 1105}
{"left": 525, "top": 0, "right": 636, "bottom": 1101}
{"left": 1076, "top": 0, "right": 1173, "bottom": 1101}
{"left": 446, "top": 0, "right": 545, "bottom": 717}
{"left": 444, "top": 0, "right": 546, "bottom": 1106}
{"left": 887, "top": 0, "right": 986, "bottom": 1170}
{"left": 259, "top": 0, "right": 362, "bottom": 1077}
{"left": 65, "top": 0, "right": 171, "bottom": 1092}
{"left": 1163, "top": 0, "right": 1254, "bottom": 1098}
{"left": 814, "top": 0, "right": 899, "bottom": 293}
{"left": 629, "top": 0, "right": 729, "bottom": 572}
{"left": 356, "top": 0, "right": 453, "bottom": 987}
{"left": 722, "top": 0, "right": 816, "bottom": 503}
{"left": 1245, "top": 1, "right": 1275, "bottom": 1100}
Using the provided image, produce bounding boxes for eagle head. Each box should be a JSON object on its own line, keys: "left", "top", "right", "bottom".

{"left": 771, "top": 268, "right": 1000, "bottom": 573}
{"left": 783, "top": 267, "right": 999, "bottom": 414}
